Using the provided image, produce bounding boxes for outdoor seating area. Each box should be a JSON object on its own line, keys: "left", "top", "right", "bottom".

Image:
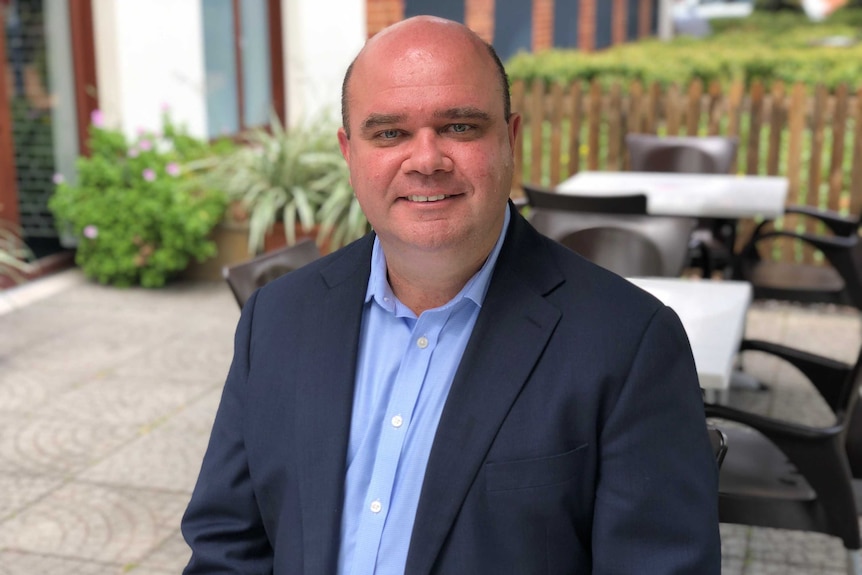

{"left": 518, "top": 123, "right": 862, "bottom": 572}
{"left": 0, "top": 269, "right": 859, "bottom": 573}
{"left": 5, "top": 1, "right": 862, "bottom": 572}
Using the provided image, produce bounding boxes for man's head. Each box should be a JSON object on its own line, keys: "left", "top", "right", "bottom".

{"left": 341, "top": 24, "right": 512, "bottom": 139}
{"left": 336, "top": 16, "right": 521, "bottom": 264}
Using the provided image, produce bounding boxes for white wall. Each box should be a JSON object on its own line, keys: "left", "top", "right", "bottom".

{"left": 92, "top": 0, "right": 365, "bottom": 138}
{"left": 92, "top": 0, "right": 207, "bottom": 139}
{"left": 284, "top": 0, "right": 366, "bottom": 127}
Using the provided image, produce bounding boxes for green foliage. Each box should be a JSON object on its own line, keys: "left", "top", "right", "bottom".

{"left": 215, "top": 115, "right": 368, "bottom": 253}
{"left": 505, "top": 7, "right": 862, "bottom": 90}
{"left": 49, "top": 112, "right": 232, "bottom": 288}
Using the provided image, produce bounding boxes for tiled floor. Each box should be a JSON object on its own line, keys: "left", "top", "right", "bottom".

{"left": 0, "top": 269, "right": 860, "bottom": 574}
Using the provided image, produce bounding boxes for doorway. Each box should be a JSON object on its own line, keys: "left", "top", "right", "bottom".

{"left": 1, "top": 0, "right": 88, "bottom": 259}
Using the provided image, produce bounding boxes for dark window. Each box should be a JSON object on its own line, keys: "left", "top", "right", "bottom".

{"left": 201, "top": 0, "right": 284, "bottom": 138}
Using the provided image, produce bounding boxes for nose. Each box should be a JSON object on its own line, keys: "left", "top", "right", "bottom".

{"left": 402, "top": 130, "right": 454, "bottom": 175}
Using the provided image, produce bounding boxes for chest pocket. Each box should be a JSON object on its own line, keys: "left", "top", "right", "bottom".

{"left": 484, "top": 444, "right": 588, "bottom": 492}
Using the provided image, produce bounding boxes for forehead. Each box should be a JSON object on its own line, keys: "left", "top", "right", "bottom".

{"left": 348, "top": 33, "right": 501, "bottom": 122}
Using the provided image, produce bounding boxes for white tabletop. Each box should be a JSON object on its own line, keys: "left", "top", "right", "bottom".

{"left": 628, "top": 277, "right": 752, "bottom": 391}
{"left": 558, "top": 171, "right": 788, "bottom": 219}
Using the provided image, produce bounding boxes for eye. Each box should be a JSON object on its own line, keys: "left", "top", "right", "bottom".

{"left": 449, "top": 124, "right": 471, "bottom": 133}
{"left": 379, "top": 129, "right": 400, "bottom": 139}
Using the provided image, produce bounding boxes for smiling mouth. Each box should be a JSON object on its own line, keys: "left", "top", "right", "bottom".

{"left": 406, "top": 194, "right": 450, "bottom": 203}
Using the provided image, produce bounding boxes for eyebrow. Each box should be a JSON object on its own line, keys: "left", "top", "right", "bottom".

{"left": 359, "top": 107, "right": 493, "bottom": 134}
{"left": 360, "top": 114, "right": 406, "bottom": 132}
{"left": 434, "top": 107, "right": 492, "bottom": 122}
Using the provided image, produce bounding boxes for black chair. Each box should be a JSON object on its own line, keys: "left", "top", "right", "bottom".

{"left": 733, "top": 205, "right": 862, "bottom": 310}
{"left": 706, "top": 338, "right": 862, "bottom": 573}
{"left": 625, "top": 133, "right": 740, "bottom": 278}
{"left": 707, "top": 424, "right": 729, "bottom": 469}
{"left": 223, "top": 239, "right": 322, "bottom": 308}
{"left": 523, "top": 184, "right": 698, "bottom": 278}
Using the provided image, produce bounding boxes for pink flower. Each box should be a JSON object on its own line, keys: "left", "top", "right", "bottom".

{"left": 83, "top": 225, "right": 98, "bottom": 239}
{"left": 52, "top": 173, "right": 65, "bottom": 184}
{"left": 166, "top": 162, "right": 180, "bottom": 177}
{"left": 90, "top": 109, "right": 104, "bottom": 127}
{"left": 142, "top": 168, "right": 156, "bottom": 182}
{"left": 160, "top": 101, "right": 171, "bottom": 113}
{"left": 128, "top": 148, "right": 139, "bottom": 158}
{"left": 139, "top": 139, "right": 153, "bottom": 151}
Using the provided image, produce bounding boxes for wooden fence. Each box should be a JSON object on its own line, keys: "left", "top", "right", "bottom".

{"left": 511, "top": 78, "right": 862, "bottom": 263}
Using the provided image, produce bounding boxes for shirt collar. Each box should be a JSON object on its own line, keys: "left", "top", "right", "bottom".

{"left": 365, "top": 206, "right": 511, "bottom": 315}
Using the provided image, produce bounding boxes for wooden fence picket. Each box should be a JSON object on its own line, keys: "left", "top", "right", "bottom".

{"left": 766, "top": 81, "right": 785, "bottom": 177}
{"left": 852, "top": 87, "right": 862, "bottom": 216}
{"left": 588, "top": 80, "right": 601, "bottom": 170}
{"left": 549, "top": 81, "right": 565, "bottom": 186}
{"left": 567, "top": 82, "right": 583, "bottom": 177}
{"left": 686, "top": 79, "right": 703, "bottom": 137}
{"left": 828, "top": 84, "right": 849, "bottom": 214}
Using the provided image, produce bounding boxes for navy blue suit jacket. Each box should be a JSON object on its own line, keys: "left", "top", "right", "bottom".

{"left": 182, "top": 205, "right": 721, "bottom": 574}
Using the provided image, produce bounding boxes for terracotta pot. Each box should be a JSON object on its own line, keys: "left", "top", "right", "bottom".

{"left": 263, "top": 221, "right": 331, "bottom": 255}
{"left": 181, "top": 219, "right": 252, "bottom": 282}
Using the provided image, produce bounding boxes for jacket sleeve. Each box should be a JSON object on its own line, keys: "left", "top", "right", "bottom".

{"left": 592, "top": 305, "right": 722, "bottom": 574}
{"left": 181, "top": 290, "right": 274, "bottom": 573}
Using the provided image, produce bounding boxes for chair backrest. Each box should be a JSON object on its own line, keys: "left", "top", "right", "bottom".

{"left": 626, "top": 134, "right": 739, "bottom": 175}
{"left": 523, "top": 185, "right": 648, "bottom": 214}
{"left": 559, "top": 227, "right": 665, "bottom": 277}
{"left": 707, "top": 424, "right": 728, "bottom": 469}
{"left": 523, "top": 184, "right": 697, "bottom": 277}
{"left": 223, "top": 239, "right": 322, "bottom": 308}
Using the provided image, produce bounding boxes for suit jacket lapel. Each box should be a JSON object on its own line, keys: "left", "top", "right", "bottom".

{"left": 294, "top": 236, "right": 373, "bottom": 574}
{"left": 406, "top": 209, "right": 565, "bottom": 575}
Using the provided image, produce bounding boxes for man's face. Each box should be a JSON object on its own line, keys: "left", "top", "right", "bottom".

{"left": 338, "top": 29, "right": 521, "bottom": 259}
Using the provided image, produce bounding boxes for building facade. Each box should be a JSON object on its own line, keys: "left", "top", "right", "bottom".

{"left": 0, "top": 0, "right": 657, "bottom": 255}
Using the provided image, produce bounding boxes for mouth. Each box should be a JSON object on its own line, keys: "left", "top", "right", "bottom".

{"left": 405, "top": 194, "right": 451, "bottom": 203}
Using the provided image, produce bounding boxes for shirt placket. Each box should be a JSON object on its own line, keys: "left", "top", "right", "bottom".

{"left": 348, "top": 314, "right": 443, "bottom": 575}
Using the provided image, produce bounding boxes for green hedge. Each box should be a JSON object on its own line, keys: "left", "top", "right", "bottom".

{"left": 505, "top": 8, "right": 862, "bottom": 89}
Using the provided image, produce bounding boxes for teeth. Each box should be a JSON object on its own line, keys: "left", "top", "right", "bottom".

{"left": 407, "top": 194, "right": 448, "bottom": 202}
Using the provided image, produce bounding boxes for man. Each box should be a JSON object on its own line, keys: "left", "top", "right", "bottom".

{"left": 182, "top": 15, "right": 721, "bottom": 574}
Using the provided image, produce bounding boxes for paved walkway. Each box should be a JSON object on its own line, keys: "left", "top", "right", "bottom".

{"left": 0, "top": 269, "right": 859, "bottom": 574}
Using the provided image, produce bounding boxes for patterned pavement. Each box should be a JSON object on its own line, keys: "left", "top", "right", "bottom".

{"left": 0, "top": 269, "right": 859, "bottom": 574}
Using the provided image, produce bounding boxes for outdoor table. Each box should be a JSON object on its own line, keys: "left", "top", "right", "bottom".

{"left": 557, "top": 171, "right": 788, "bottom": 219}
{"left": 628, "top": 277, "right": 752, "bottom": 403}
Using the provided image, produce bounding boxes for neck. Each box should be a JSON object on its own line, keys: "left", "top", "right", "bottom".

{"left": 385, "top": 253, "right": 487, "bottom": 315}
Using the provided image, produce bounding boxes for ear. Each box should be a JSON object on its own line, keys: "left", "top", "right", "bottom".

{"left": 507, "top": 113, "right": 522, "bottom": 157}
{"left": 338, "top": 127, "right": 351, "bottom": 163}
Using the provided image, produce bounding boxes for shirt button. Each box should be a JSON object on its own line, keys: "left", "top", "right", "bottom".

{"left": 417, "top": 336, "right": 429, "bottom": 349}
{"left": 391, "top": 415, "right": 403, "bottom": 428}
{"left": 370, "top": 500, "right": 382, "bottom": 513}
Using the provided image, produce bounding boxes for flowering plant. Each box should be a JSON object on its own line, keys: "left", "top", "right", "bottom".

{"left": 49, "top": 110, "right": 233, "bottom": 287}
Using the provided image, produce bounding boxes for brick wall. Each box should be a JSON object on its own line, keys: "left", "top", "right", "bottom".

{"left": 465, "top": 0, "right": 495, "bottom": 43}
{"left": 366, "top": 0, "right": 404, "bottom": 38}
{"left": 639, "top": 0, "right": 653, "bottom": 38}
{"left": 612, "top": 0, "right": 626, "bottom": 45}
{"left": 364, "top": 0, "right": 651, "bottom": 49}
{"left": 532, "top": 0, "right": 554, "bottom": 51}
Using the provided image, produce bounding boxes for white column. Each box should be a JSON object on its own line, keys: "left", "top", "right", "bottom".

{"left": 284, "top": 0, "right": 366, "bottom": 128}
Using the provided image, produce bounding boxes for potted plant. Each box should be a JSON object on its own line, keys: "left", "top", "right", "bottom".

{"left": 214, "top": 115, "right": 369, "bottom": 254}
{"left": 48, "top": 110, "right": 234, "bottom": 288}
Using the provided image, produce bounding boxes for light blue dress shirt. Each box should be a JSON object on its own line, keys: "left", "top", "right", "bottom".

{"left": 337, "top": 208, "right": 511, "bottom": 575}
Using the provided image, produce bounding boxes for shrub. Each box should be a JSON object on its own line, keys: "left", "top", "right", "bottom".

{"left": 49, "top": 110, "right": 233, "bottom": 288}
{"left": 505, "top": 7, "right": 862, "bottom": 90}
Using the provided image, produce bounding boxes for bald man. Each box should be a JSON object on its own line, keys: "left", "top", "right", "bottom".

{"left": 182, "top": 16, "right": 721, "bottom": 574}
